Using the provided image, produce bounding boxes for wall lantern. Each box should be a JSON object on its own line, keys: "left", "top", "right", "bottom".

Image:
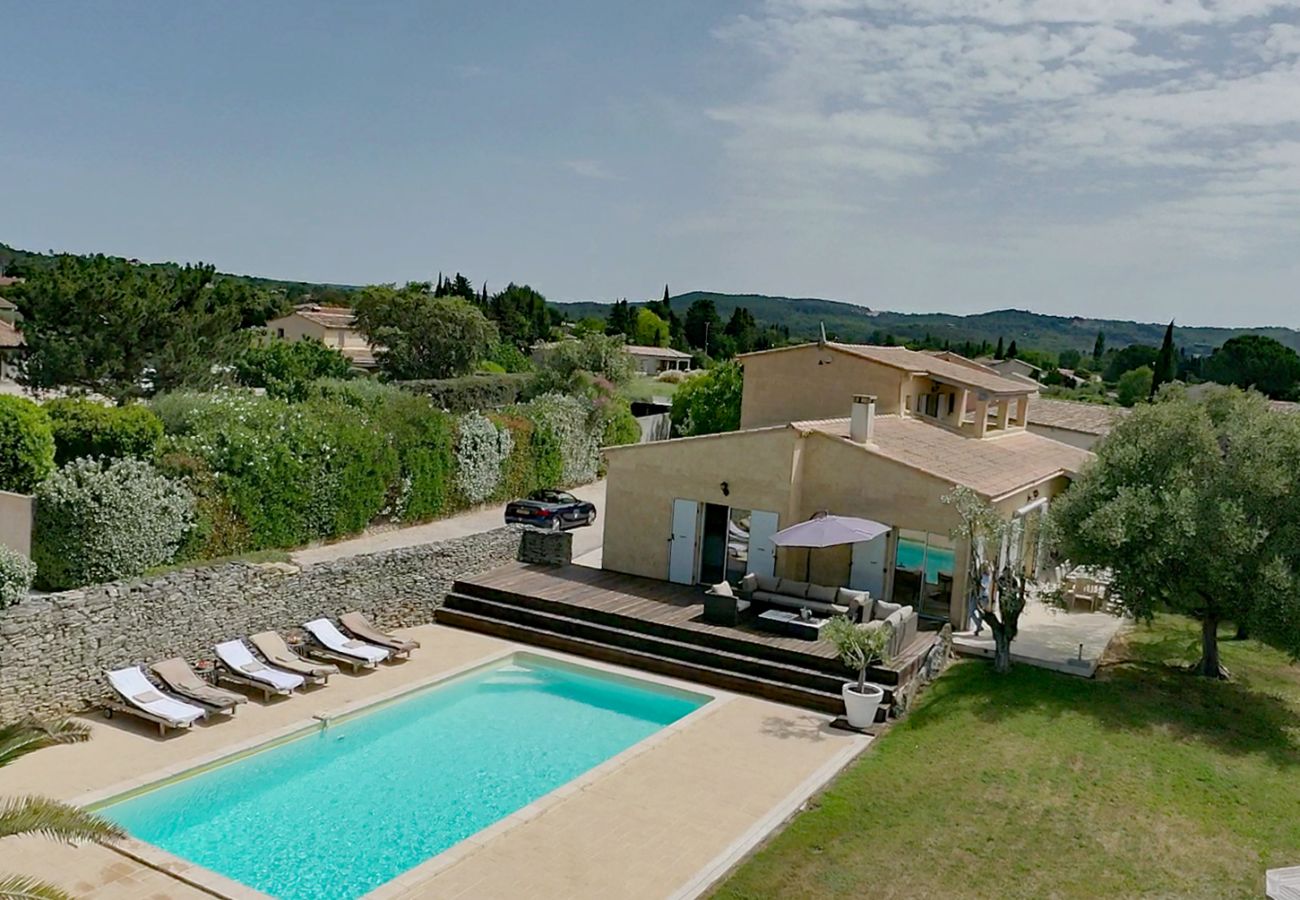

{"left": 720, "top": 481, "right": 730, "bottom": 497}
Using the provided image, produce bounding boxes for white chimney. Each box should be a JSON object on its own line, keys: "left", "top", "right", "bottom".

{"left": 850, "top": 394, "right": 876, "bottom": 443}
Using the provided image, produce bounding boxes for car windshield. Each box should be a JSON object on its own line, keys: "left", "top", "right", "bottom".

{"left": 531, "top": 490, "right": 574, "bottom": 503}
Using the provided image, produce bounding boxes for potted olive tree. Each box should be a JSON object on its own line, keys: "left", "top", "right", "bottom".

{"left": 824, "top": 616, "right": 891, "bottom": 727}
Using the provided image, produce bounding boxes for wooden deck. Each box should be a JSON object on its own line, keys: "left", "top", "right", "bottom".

{"left": 460, "top": 561, "right": 842, "bottom": 660}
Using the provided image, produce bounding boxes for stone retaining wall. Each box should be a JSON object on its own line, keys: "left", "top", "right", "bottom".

{"left": 0, "top": 527, "right": 523, "bottom": 720}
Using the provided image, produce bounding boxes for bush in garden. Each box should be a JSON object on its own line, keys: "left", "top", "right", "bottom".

{"left": 521, "top": 392, "right": 599, "bottom": 484}
{"left": 526, "top": 334, "right": 636, "bottom": 397}
{"left": 455, "top": 411, "right": 513, "bottom": 504}
{"left": 32, "top": 457, "right": 194, "bottom": 590}
{"left": 395, "top": 373, "right": 529, "bottom": 412}
{"left": 44, "top": 398, "right": 163, "bottom": 464}
{"left": 234, "top": 337, "right": 355, "bottom": 401}
{"left": 158, "top": 450, "right": 252, "bottom": 561}
{"left": 492, "top": 414, "right": 547, "bottom": 501}
{"left": 601, "top": 398, "right": 642, "bottom": 447}
{"left": 0, "top": 545, "right": 36, "bottom": 607}
{"left": 0, "top": 395, "right": 55, "bottom": 493}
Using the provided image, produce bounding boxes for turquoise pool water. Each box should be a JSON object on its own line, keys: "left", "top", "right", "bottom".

{"left": 100, "top": 656, "right": 707, "bottom": 900}
{"left": 896, "top": 537, "right": 955, "bottom": 583}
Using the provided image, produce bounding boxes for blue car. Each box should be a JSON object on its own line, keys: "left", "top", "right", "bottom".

{"left": 504, "top": 490, "right": 597, "bottom": 530}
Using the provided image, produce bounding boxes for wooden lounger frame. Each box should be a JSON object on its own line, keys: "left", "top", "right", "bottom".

{"left": 101, "top": 699, "right": 197, "bottom": 737}
{"left": 215, "top": 666, "right": 297, "bottom": 699}
{"left": 300, "top": 642, "right": 377, "bottom": 673}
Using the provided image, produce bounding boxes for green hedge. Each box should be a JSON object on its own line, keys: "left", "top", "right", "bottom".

{"left": 396, "top": 373, "right": 529, "bottom": 412}
{"left": 45, "top": 398, "right": 163, "bottom": 465}
{"left": 0, "top": 395, "right": 55, "bottom": 494}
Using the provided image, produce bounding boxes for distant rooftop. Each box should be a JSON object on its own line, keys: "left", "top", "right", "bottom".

{"left": 624, "top": 344, "right": 692, "bottom": 359}
{"left": 1028, "top": 398, "right": 1129, "bottom": 436}
{"left": 0, "top": 319, "right": 24, "bottom": 349}
{"left": 793, "top": 413, "right": 1093, "bottom": 500}
{"left": 291, "top": 303, "right": 357, "bottom": 329}
{"left": 828, "top": 343, "right": 1032, "bottom": 395}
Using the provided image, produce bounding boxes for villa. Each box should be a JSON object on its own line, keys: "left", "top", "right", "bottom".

{"left": 624, "top": 343, "right": 693, "bottom": 375}
{"left": 264, "top": 302, "right": 379, "bottom": 370}
{"left": 600, "top": 341, "right": 1093, "bottom": 625}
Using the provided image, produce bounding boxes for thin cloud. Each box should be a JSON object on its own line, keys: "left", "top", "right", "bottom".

{"left": 563, "top": 159, "right": 621, "bottom": 181}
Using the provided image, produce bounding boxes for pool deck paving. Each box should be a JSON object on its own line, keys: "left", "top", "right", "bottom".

{"left": 0, "top": 621, "right": 868, "bottom": 900}
{"left": 952, "top": 597, "right": 1128, "bottom": 677}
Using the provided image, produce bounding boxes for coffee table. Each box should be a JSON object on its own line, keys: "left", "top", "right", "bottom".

{"left": 755, "top": 609, "right": 829, "bottom": 641}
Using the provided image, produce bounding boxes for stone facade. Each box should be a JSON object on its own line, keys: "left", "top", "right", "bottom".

{"left": 0, "top": 527, "right": 523, "bottom": 720}
{"left": 518, "top": 529, "right": 572, "bottom": 566}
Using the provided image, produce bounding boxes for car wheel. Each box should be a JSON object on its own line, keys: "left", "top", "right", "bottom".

{"left": 586, "top": 511, "right": 596, "bottom": 527}
{"left": 549, "top": 517, "right": 561, "bottom": 532}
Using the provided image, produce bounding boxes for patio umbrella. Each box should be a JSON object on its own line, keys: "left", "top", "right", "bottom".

{"left": 770, "top": 513, "right": 890, "bottom": 580}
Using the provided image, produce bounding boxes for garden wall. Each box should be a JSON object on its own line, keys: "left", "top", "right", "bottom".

{"left": 0, "top": 490, "right": 33, "bottom": 556}
{"left": 0, "top": 526, "right": 523, "bottom": 720}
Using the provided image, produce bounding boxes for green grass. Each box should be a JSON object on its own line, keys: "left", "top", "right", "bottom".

{"left": 619, "top": 375, "right": 680, "bottom": 403}
{"left": 714, "top": 615, "right": 1300, "bottom": 899}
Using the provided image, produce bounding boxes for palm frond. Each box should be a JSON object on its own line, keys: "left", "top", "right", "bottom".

{"left": 0, "top": 873, "right": 75, "bottom": 900}
{"left": 0, "top": 721, "right": 91, "bottom": 770}
{"left": 0, "top": 797, "right": 124, "bottom": 844}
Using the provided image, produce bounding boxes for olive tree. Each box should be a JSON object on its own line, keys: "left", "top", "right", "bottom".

{"left": 944, "top": 486, "right": 1027, "bottom": 674}
{"left": 1051, "top": 388, "right": 1300, "bottom": 678}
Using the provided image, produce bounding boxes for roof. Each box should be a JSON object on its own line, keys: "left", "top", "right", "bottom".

{"left": 0, "top": 276, "right": 21, "bottom": 288}
{"left": 0, "top": 297, "right": 15, "bottom": 311}
{"left": 1028, "top": 398, "right": 1129, "bottom": 436}
{"left": 291, "top": 304, "right": 357, "bottom": 329}
{"left": 624, "top": 344, "right": 692, "bottom": 359}
{"left": 0, "top": 320, "right": 23, "bottom": 349}
{"left": 1270, "top": 400, "right": 1300, "bottom": 414}
{"left": 340, "top": 346, "right": 377, "bottom": 369}
{"left": 793, "top": 414, "right": 1094, "bottom": 499}
{"left": 740, "top": 342, "right": 1030, "bottom": 396}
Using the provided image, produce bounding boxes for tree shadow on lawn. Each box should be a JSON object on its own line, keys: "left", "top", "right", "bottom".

{"left": 911, "top": 643, "right": 1300, "bottom": 769}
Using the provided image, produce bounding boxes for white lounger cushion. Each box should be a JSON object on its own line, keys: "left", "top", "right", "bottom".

{"left": 107, "top": 667, "right": 205, "bottom": 726}
{"left": 304, "top": 619, "right": 390, "bottom": 663}
{"left": 215, "top": 641, "right": 305, "bottom": 691}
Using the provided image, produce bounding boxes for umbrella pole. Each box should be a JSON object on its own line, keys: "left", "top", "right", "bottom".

{"left": 805, "top": 548, "right": 812, "bottom": 581}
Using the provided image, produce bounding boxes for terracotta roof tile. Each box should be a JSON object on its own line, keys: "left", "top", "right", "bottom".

{"left": 1028, "top": 398, "right": 1129, "bottom": 436}
{"left": 624, "top": 344, "right": 692, "bottom": 359}
{"left": 829, "top": 343, "right": 1031, "bottom": 395}
{"left": 794, "top": 414, "right": 1093, "bottom": 499}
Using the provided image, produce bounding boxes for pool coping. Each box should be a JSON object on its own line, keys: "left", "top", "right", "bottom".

{"left": 84, "top": 644, "right": 734, "bottom": 900}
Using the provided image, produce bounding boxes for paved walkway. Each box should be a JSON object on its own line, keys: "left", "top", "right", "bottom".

{"left": 291, "top": 481, "right": 606, "bottom": 566}
{"left": 0, "top": 623, "right": 867, "bottom": 900}
{"left": 953, "top": 597, "right": 1128, "bottom": 677}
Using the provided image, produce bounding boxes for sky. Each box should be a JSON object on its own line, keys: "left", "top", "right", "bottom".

{"left": 3, "top": 0, "right": 1300, "bottom": 328}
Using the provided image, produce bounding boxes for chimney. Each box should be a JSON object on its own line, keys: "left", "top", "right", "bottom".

{"left": 850, "top": 394, "right": 876, "bottom": 443}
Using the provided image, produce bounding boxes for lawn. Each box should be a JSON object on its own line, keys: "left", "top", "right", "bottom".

{"left": 715, "top": 615, "right": 1300, "bottom": 899}
{"left": 619, "top": 374, "right": 680, "bottom": 403}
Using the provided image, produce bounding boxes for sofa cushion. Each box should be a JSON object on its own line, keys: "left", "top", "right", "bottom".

{"left": 805, "top": 583, "right": 838, "bottom": 604}
{"left": 754, "top": 592, "right": 846, "bottom": 617}
{"left": 739, "top": 573, "right": 759, "bottom": 596}
{"left": 710, "top": 581, "right": 734, "bottom": 598}
{"left": 755, "top": 574, "right": 780, "bottom": 593}
{"left": 884, "top": 609, "right": 904, "bottom": 634}
{"left": 777, "top": 579, "right": 811, "bottom": 598}
{"left": 836, "top": 588, "right": 871, "bottom": 620}
{"left": 871, "top": 599, "right": 902, "bottom": 622}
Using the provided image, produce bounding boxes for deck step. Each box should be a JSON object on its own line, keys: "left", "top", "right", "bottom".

{"left": 436, "top": 604, "right": 853, "bottom": 714}
{"left": 443, "top": 592, "right": 850, "bottom": 695}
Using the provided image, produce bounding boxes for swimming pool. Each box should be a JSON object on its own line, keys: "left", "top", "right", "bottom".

{"left": 99, "top": 655, "right": 709, "bottom": 900}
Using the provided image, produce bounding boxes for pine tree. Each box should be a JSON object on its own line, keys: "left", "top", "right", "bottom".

{"left": 1150, "top": 320, "right": 1177, "bottom": 399}
{"left": 994, "top": 336, "right": 1005, "bottom": 360}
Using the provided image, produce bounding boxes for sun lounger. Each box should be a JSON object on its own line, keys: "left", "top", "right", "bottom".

{"left": 151, "top": 657, "right": 246, "bottom": 716}
{"left": 304, "top": 618, "right": 390, "bottom": 667}
{"left": 339, "top": 611, "right": 419, "bottom": 658}
{"left": 249, "top": 631, "right": 338, "bottom": 684}
{"left": 215, "top": 640, "right": 305, "bottom": 698}
{"left": 105, "top": 667, "right": 206, "bottom": 736}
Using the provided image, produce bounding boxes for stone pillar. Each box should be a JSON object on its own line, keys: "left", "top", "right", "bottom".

{"left": 1013, "top": 394, "right": 1031, "bottom": 427}
{"left": 974, "top": 397, "right": 991, "bottom": 438}
{"left": 518, "top": 529, "right": 573, "bottom": 566}
{"left": 947, "top": 388, "right": 969, "bottom": 429}
{"left": 995, "top": 399, "right": 1012, "bottom": 431}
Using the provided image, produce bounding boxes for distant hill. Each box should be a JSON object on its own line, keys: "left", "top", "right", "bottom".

{"left": 557, "top": 291, "right": 1300, "bottom": 356}
{"left": 0, "top": 242, "right": 357, "bottom": 302}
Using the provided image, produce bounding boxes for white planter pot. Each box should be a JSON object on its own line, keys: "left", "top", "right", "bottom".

{"left": 842, "top": 682, "right": 884, "bottom": 728}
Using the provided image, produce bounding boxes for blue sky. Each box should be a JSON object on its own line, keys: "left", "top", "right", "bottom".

{"left": 3, "top": 1, "right": 1300, "bottom": 327}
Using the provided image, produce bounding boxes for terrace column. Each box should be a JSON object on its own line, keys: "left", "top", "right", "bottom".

{"left": 1013, "top": 394, "right": 1031, "bottom": 428}
{"left": 947, "top": 387, "right": 969, "bottom": 429}
{"left": 995, "top": 399, "right": 1012, "bottom": 431}
{"left": 974, "top": 396, "right": 991, "bottom": 438}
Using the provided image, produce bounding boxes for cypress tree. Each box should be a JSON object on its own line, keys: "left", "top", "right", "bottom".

{"left": 1006, "top": 340, "right": 1018, "bottom": 359}
{"left": 994, "top": 336, "right": 1005, "bottom": 360}
{"left": 1093, "top": 330, "right": 1106, "bottom": 365}
{"left": 1150, "top": 320, "right": 1177, "bottom": 399}
{"left": 662, "top": 284, "right": 670, "bottom": 306}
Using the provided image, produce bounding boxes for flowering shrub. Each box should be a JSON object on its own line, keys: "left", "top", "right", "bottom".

{"left": 454, "top": 411, "right": 513, "bottom": 504}
{"left": 0, "top": 545, "right": 36, "bottom": 608}
{"left": 32, "top": 457, "right": 194, "bottom": 590}
{"left": 0, "top": 395, "right": 55, "bottom": 493}
{"left": 521, "top": 392, "right": 599, "bottom": 484}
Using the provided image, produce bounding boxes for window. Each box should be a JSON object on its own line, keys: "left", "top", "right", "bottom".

{"left": 276, "top": 327, "right": 285, "bottom": 338}
{"left": 894, "top": 530, "right": 957, "bottom": 619}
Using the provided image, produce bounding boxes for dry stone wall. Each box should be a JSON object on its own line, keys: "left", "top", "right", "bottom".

{"left": 0, "top": 527, "right": 522, "bottom": 720}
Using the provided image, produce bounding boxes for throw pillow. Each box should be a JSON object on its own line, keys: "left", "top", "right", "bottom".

{"left": 711, "top": 581, "right": 735, "bottom": 598}
{"left": 740, "top": 573, "right": 758, "bottom": 595}
{"left": 836, "top": 588, "right": 870, "bottom": 620}
{"left": 872, "top": 598, "right": 902, "bottom": 622}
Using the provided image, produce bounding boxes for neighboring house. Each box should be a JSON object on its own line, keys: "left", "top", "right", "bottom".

{"left": 978, "top": 357, "right": 1042, "bottom": 385}
{"left": 264, "top": 303, "right": 378, "bottom": 370}
{"left": 600, "top": 341, "right": 1092, "bottom": 627}
{"left": 1026, "top": 398, "right": 1129, "bottom": 450}
{"left": 0, "top": 319, "right": 23, "bottom": 384}
{"left": 0, "top": 294, "right": 18, "bottom": 325}
{"left": 624, "top": 344, "right": 692, "bottom": 375}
